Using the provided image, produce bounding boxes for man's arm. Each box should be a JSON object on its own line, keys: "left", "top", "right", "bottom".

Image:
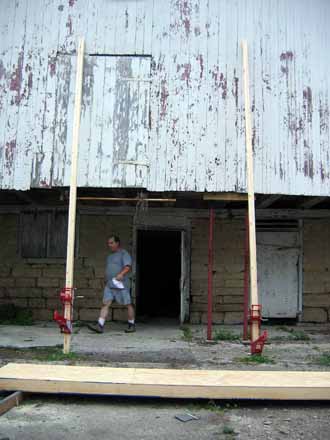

{"left": 115, "top": 265, "right": 131, "bottom": 281}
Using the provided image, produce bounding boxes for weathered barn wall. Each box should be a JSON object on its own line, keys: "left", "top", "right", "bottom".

{"left": 0, "top": 0, "right": 329, "bottom": 195}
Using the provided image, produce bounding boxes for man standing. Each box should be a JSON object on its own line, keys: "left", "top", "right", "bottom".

{"left": 88, "top": 235, "right": 135, "bottom": 334}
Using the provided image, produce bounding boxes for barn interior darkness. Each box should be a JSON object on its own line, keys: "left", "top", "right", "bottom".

{"left": 136, "top": 230, "right": 181, "bottom": 321}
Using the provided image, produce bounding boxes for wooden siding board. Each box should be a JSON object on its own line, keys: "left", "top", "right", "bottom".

{"left": 99, "top": 58, "right": 116, "bottom": 186}
{"left": 133, "top": 57, "right": 151, "bottom": 188}
{"left": 148, "top": 0, "right": 170, "bottom": 192}
{"left": 50, "top": 54, "right": 75, "bottom": 187}
{"left": 82, "top": 56, "right": 106, "bottom": 187}
{"left": 1, "top": 1, "right": 28, "bottom": 189}
{"left": 0, "top": 1, "right": 18, "bottom": 188}
{"left": 203, "top": 0, "right": 218, "bottom": 192}
{"left": 21, "top": 212, "right": 48, "bottom": 258}
{"left": 174, "top": 0, "right": 192, "bottom": 191}
{"left": 190, "top": 0, "right": 207, "bottom": 192}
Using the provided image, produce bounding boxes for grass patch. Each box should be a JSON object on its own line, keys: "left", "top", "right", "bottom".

{"left": 213, "top": 329, "right": 240, "bottom": 342}
{"left": 223, "top": 425, "right": 236, "bottom": 435}
{"left": 315, "top": 352, "right": 330, "bottom": 366}
{"left": 206, "top": 400, "right": 226, "bottom": 414}
{"left": 186, "top": 400, "right": 238, "bottom": 415}
{"left": 235, "top": 354, "right": 275, "bottom": 364}
{"left": 181, "top": 326, "right": 193, "bottom": 342}
{"left": 31, "top": 346, "right": 80, "bottom": 362}
{"left": 278, "top": 326, "right": 310, "bottom": 341}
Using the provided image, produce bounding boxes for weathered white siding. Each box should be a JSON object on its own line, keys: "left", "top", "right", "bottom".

{"left": 0, "top": 0, "right": 329, "bottom": 195}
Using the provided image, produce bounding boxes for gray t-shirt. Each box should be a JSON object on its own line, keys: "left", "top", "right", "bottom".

{"left": 105, "top": 248, "right": 132, "bottom": 290}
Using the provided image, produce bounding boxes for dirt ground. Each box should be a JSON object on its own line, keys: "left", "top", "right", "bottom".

{"left": 1, "top": 321, "right": 330, "bottom": 439}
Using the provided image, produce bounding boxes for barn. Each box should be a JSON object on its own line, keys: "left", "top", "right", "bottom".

{"left": 0, "top": 0, "right": 329, "bottom": 327}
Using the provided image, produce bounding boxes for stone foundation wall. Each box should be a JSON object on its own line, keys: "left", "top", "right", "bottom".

{"left": 190, "top": 218, "right": 245, "bottom": 324}
{"left": 1, "top": 212, "right": 330, "bottom": 324}
{"left": 302, "top": 219, "right": 330, "bottom": 322}
{"left": 0, "top": 214, "right": 133, "bottom": 321}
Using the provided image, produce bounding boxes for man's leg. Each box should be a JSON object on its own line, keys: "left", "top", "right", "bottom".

{"left": 100, "top": 300, "right": 112, "bottom": 321}
{"left": 127, "top": 304, "right": 135, "bottom": 321}
{"left": 88, "top": 284, "right": 114, "bottom": 333}
{"left": 88, "top": 300, "right": 112, "bottom": 333}
{"left": 125, "top": 303, "right": 136, "bottom": 333}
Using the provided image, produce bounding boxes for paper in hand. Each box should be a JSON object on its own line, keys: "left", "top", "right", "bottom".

{"left": 112, "top": 277, "right": 125, "bottom": 289}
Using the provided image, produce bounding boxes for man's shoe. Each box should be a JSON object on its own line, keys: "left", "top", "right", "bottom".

{"left": 87, "top": 323, "right": 104, "bottom": 334}
{"left": 125, "top": 323, "right": 136, "bottom": 333}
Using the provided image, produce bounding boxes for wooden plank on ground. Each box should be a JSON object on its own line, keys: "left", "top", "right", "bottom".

{"left": 0, "top": 391, "right": 23, "bottom": 416}
{"left": 0, "top": 364, "right": 330, "bottom": 400}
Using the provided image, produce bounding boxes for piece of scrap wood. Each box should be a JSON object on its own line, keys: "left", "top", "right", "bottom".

{"left": 0, "top": 391, "right": 23, "bottom": 416}
{"left": 175, "top": 412, "right": 200, "bottom": 422}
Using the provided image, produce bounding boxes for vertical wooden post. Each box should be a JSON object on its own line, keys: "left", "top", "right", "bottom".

{"left": 243, "top": 213, "right": 250, "bottom": 340}
{"left": 207, "top": 208, "right": 215, "bottom": 341}
{"left": 242, "top": 40, "right": 259, "bottom": 343}
{"left": 63, "top": 38, "right": 85, "bottom": 354}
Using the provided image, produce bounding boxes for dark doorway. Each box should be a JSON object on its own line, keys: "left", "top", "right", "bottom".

{"left": 136, "top": 230, "right": 181, "bottom": 321}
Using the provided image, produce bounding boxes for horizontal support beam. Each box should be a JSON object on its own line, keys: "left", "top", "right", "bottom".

{"left": 1, "top": 206, "right": 330, "bottom": 219}
{"left": 77, "top": 197, "right": 176, "bottom": 202}
{"left": 298, "top": 196, "right": 327, "bottom": 209}
{"left": 203, "top": 192, "right": 248, "bottom": 201}
{"left": 14, "top": 191, "right": 37, "bottom": 206}
{"left": 257, "top": 195, "right": 282, "bottom": 209}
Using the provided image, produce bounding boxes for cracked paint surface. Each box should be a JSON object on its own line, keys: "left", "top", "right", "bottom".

{"left": 0, "top": 0, "right": 329, "bottom": 196}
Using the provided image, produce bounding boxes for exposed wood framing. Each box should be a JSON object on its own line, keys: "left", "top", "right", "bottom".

{"left": 257, "top": 195, "right": 282, "bottom": 209}
{"left": 207, "top": 208, "right": 215, "bottom": 341}
{"left": 1, "top": 364, "right": 330, "bottom": 400}
{"left": 77, "top": 197, "right": 176, "bottom": 202}
{"left": 2, "top": 206, "right": 330, "bottom": 219}
{"left": 203, "top": 193, "right": 248, "bottom": 201}
{"left": 63, "top": 37, "right": 85, "bottom": 354}
{"left": 242, "top": 40, "right": 259, "bottom": 343}
{"left": 0, "top": 391, "right": 23, "bottom": 416}
{"left": 297, "top": 196, "right": 327, "bottom": 209}
{"left": 14, "top": 191, "right": 37, "bottom": 206}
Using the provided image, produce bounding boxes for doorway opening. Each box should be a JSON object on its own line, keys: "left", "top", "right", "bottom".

{"left": 136, "top": 229, "right": 181, "bottom": 322}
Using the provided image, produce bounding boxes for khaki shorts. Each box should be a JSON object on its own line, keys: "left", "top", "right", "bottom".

{"left": 103, "top": 285, "right": 131, "bottom": 305}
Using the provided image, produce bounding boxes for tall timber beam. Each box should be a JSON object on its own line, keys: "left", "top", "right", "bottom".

{"left": 63, "top": 37, "right": 85, "bottom": 354}
{"left": 242, "top": 40, "right": 260, "bottom": 345}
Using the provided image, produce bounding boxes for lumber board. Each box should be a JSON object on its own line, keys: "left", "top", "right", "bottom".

{"left": 0, "top": 391, "right": 23, "bottom": 416}
{"left": 64, "top": 38, "right": 85, "bottom": 354}
{"left": 242, "top": 40, "right": 259, "bottom": 342}
{"left": 1, "top": 364, "right": 330, "bottom": 400}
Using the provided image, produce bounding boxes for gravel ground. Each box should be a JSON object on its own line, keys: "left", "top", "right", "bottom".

{"left": 1, "top": 322, "right": 330, "bottom": 439}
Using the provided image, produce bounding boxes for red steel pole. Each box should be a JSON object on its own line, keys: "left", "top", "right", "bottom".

{"left": 207, "top": 208, "right": 215, "bottom": 341}
{"left": 243, "top": 213, "right": 250, "bottom": 340}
